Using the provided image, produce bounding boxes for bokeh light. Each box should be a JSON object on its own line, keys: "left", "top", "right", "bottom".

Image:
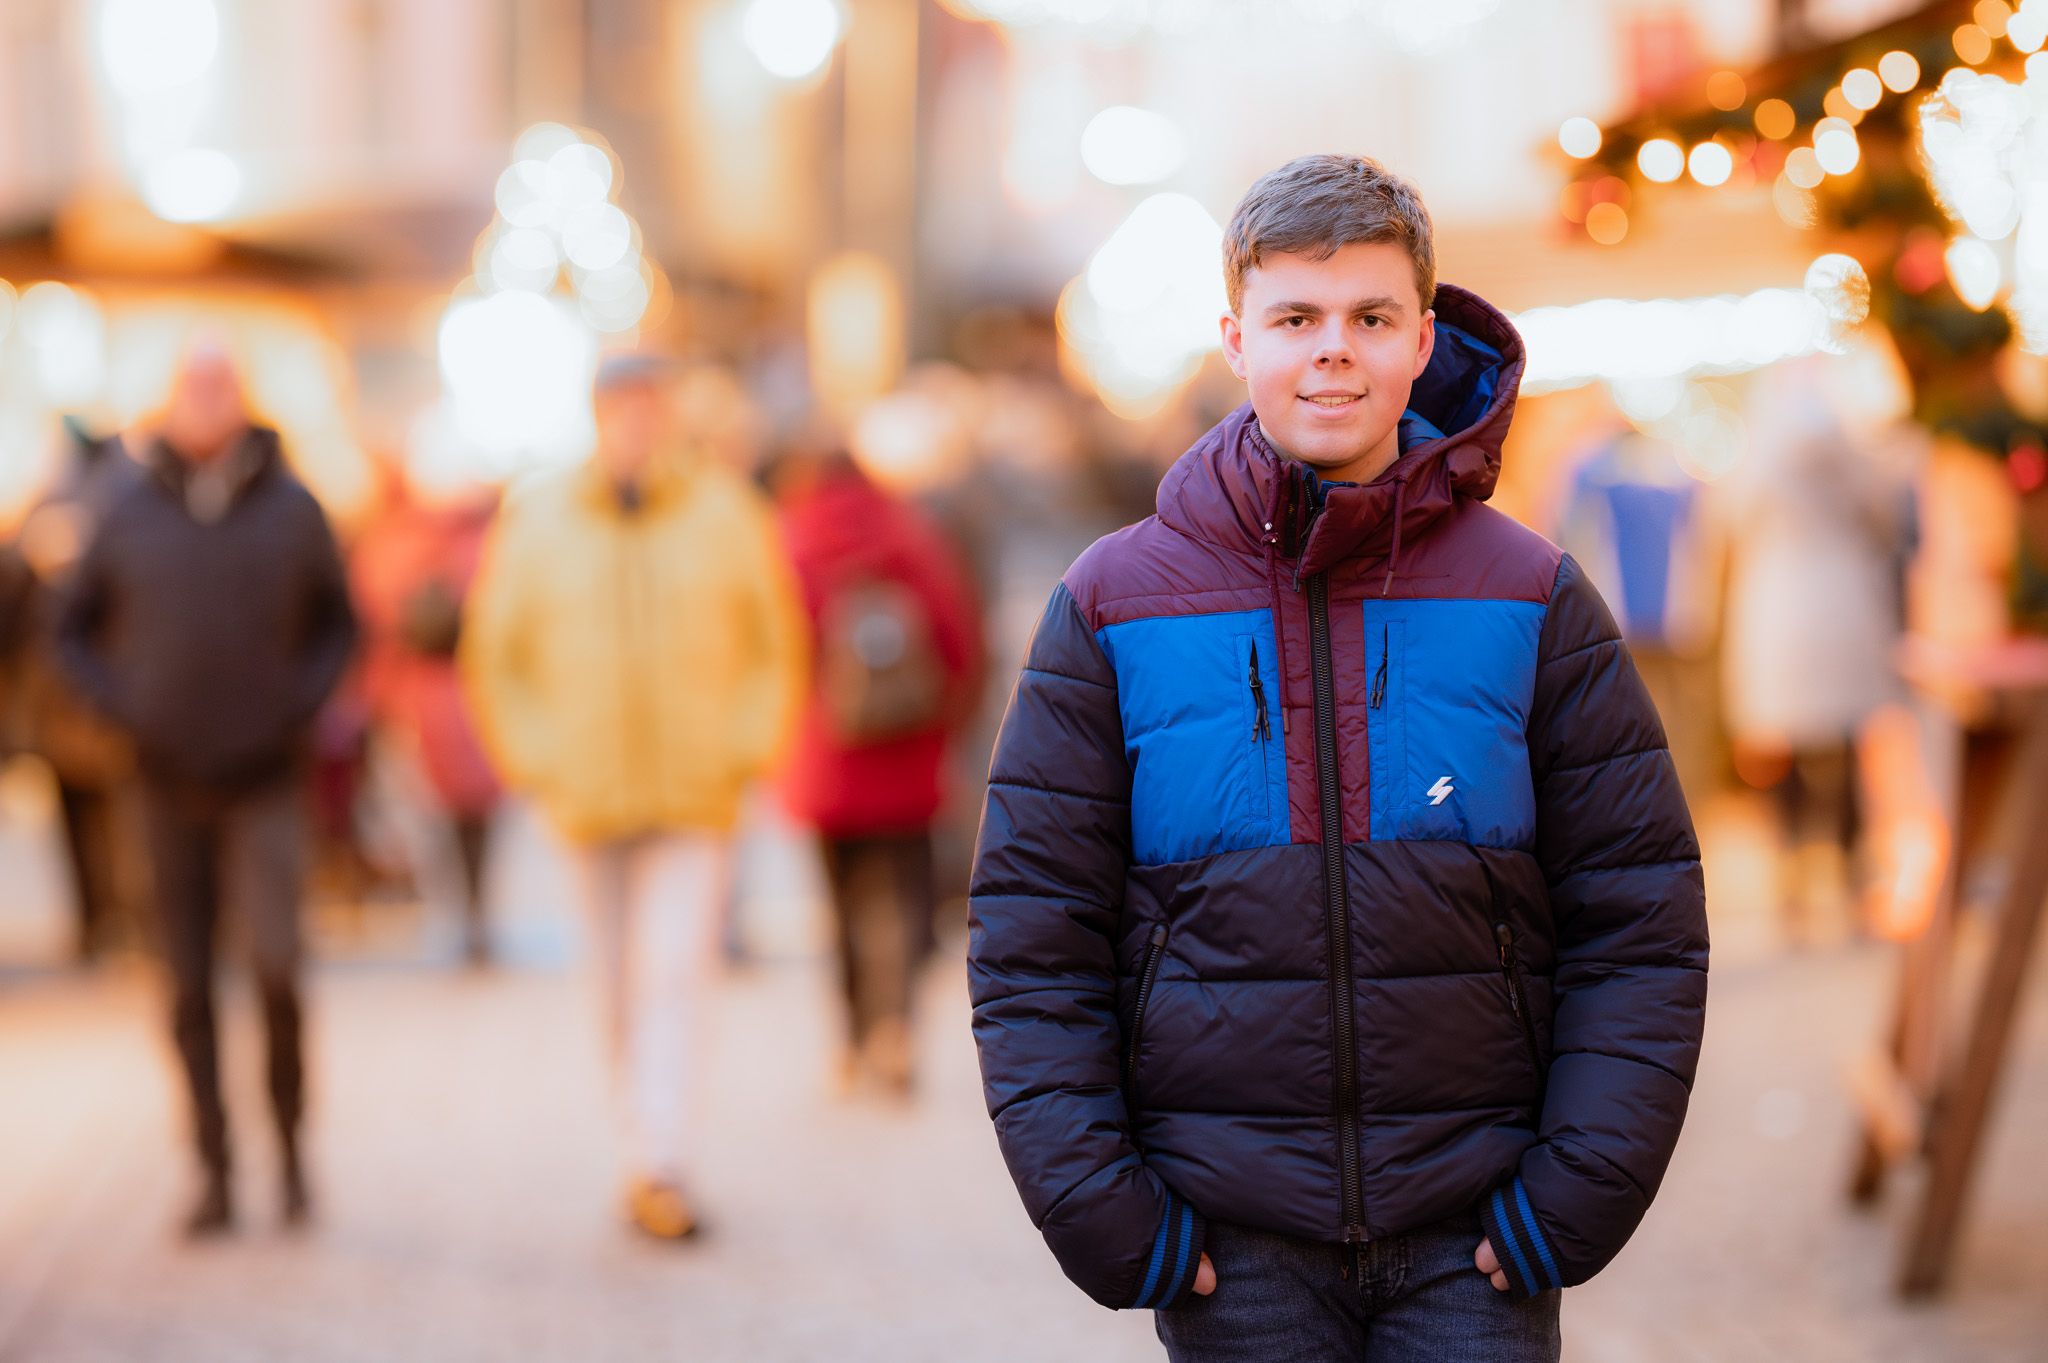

{"left": 487, "top": 228, "right": 561, "bottom": 293}
{"left": 1557, "top": 117, "right": 1602, "bottom": 159}
{"left": 1080, "top": 106, "right": 1188, "bottom": 186}
{"left": 1638, "top": 138, "right": 1684, "bottom": 183}
{"left": 141, "top": 147, "right": 240, "bottom": 222}
{"left": 1823, "top": 87, "right": 1864, "bottom": 125}
{"left": 1804, "top": 253, "right": 1873, "bottom": 339}
{"left": 1514, "top": 272, "right": 1841, "bottom": 392}
{"left": 1814, "top": 121, "right": 1861, "bottom": 176}
{"left": 562, "top": 203, "right": 634, "bottom": 271}
{"left": 1842, "top": 68, "right": 1884, "bottom": 110}
{"left": 1946, "top": 236, "right": 2002, "bottom": 309}
{"left": 1706, "top": 71, "right": 1747, "bottom": 111}
{"left": 2012, "top": 2, "right": 2048, "bottom": 51}
{"left": 1880, "top": 50, "right": 1922, "bottom": 91}
{"left": 1061, "top": 192, "right": 1226, "bottom": 415}
{"left": 18, "top": 283, "right": 107, "bottom": 406}
{"left": 437, "top": 291, "right": 595, "bottom": 463}
{"left": 1785, "top": 147, "right": 1825, "bottom": 189}
{"left": 740, "top": 0, "right": 843, "bottom": 80}
{"left": 1688, "top": 141, "right": 1734, "bottom": 187}
{"left": 809, "top": 251, "right": 905, "bottom": 416}
{"left": 1755, "top": 98, "right": 1796, "bottom": 140}
{"left": 1955, "top": 23, "right": 1994, "bottom": 64}
{"left": 98, "top": 0, "right": 218, "bottom": 98}
{"left": 1585, "top": 201, "right": 1628, "bottom": 244}
{"left": 545, "top": 144, "right": 614, "bottom": 215}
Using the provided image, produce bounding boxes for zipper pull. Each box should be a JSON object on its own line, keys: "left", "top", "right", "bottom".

{"left": 1149, "top": 923, "right": 1168, "bottom": 949}
{"left": 1369, "top": 626, "right": 1388, "bottom": 708}
{"left": 1248, "top": 643, "right": 1270, "bottom": 740}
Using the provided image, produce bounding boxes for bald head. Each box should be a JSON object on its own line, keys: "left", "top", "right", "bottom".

{"left": 162, "top": 343, "right": 249, "bottom": 464}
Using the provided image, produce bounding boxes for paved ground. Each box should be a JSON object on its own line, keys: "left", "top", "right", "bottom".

{"left": 1, "top": 793, "right": 2046, "bottom": 1360}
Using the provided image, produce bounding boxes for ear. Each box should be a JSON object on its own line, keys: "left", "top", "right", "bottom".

{"left": 1412, "top": 309, "right": 1436, "bottom": 380}
{"left": 1220, "top": 311, "right": 1248, "bottom": 380}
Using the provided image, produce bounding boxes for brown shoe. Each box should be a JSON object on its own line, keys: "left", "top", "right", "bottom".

{"left": 626, "top": 1180, "right": 699, "bottom": 1240}
{"left": 863, "top": 1015, "right": 915, "bottom": 1096}
{"left": 184, "top": 1173, "right": 233, "bottom": 1238}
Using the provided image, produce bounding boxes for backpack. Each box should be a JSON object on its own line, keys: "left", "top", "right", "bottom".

{"left": 819, "top": 577, "right": 945, "bottom": 744}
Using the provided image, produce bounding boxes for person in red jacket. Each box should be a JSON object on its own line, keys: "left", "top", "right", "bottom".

{"left": 774, "top": 443, "right": 984, "bottom": 1094}
{"left": 351, "top": 473, "right": 502, "bottom": 964}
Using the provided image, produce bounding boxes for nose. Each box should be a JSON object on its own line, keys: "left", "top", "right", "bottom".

{"left": 1313, "top": 319, "right": 1353, "bottom": 368}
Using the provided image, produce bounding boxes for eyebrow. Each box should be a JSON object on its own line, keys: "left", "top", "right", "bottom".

{"left": 1261, "top": 296, "right": 1407, "bottom": 321}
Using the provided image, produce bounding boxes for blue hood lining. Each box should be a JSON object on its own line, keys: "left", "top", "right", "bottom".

{"left": 1400, "top": 320, "right": 1503, "bottom": 451}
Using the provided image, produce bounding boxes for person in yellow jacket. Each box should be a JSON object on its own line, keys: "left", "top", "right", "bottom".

{"left": 462, "top": 353, "right": 805, "bottom": 1240}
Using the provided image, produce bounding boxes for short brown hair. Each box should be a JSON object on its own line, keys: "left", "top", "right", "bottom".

{"left": 1222, "top": 154, "right": 1435, "bottom": 315}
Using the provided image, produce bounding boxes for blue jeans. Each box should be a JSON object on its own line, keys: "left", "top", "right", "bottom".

{"left": 1155, "top": 1212, "right": 1561, "bottom": 1362}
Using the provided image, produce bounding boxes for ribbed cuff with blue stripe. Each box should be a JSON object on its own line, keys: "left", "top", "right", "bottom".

{"left": 1479, "top": 1175, "right": 1563, "bottom": 1300}
{"left": 1129, "top": 1189, "right": 1207, "bottom": 1310}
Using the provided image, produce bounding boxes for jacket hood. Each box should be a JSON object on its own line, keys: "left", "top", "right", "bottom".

{"left": 1154, "top": 283, "right": 1525, "bottom": 580}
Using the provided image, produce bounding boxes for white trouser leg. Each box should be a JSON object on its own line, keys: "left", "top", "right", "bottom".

{"left": 577, "top": 831, "right": 730, "bottom": 1186}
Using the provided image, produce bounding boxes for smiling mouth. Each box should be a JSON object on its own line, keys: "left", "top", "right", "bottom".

{"left": 1301, "top": 394, "right": 1362, "bottom": 408}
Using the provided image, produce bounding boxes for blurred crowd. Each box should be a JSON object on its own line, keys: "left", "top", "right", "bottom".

{"left": 0, "top": 318, "right": 1192, "bottom": 1242}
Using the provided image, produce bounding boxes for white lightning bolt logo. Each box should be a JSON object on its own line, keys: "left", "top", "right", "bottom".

{"left": 1428, "top": 776, "right": 1454, "bottom": 806}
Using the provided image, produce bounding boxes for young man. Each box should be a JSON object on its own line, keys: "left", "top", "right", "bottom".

{"left": 463, "top": 354, "right": 805, "bottom": 1239}
{"left": 969, "top": 155, "right": 1706, "bottom": 1360}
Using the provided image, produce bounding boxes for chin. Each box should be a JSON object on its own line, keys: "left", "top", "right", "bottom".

{"left": 1284, "top": 430, "right": 1369, "bottom": 469}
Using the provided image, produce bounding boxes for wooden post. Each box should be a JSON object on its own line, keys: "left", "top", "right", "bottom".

{"left": 1899, "top": 691, "right": 2048, "bottom": 1295}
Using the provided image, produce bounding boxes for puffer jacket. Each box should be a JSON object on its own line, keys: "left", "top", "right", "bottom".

{"left": 54, "top": 428, "right": 356, "bottom": 794}
{"left": 461, "top": 451, "right": 806, "bottom": 842}
{"left": 969, "top": 284, "right": 1707, "bottom": 1310}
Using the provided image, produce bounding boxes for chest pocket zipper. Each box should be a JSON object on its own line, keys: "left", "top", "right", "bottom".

{"left": 1249, "top": 643, "right": 1270, "bottom": 740}
{"left": 1124, "top": 924, "right": 1169, "bottom": 1119}
{"left": 1494, "top": 921, "right": 1546, "bottom": 1092}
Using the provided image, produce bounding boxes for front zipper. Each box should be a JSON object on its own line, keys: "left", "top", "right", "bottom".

{"left": 1248, "top": 643, "right": 1270, "bottom": 740}
{"left": 1306, "top": 570, "right": 1367, "bottom": 1243}
{"left": 1124, "top": 924, "right": 1169, "bottom": 1114}
{"left": 1494, "top": 922, "right": 1545, "bottom": 1089}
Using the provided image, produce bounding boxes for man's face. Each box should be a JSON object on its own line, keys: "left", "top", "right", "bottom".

{"left": 161, "top": 347, "right": 249, "bottom": 464}
{"left": 594, "top": 381, "right": 671, "bottom": 487}
{"left": 1220, "top": 241, "right": 1435, "bottom": 485}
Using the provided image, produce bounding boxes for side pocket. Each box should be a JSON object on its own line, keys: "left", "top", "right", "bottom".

{"left": 1123, "top": 924, "right": 1169, "bottom": 1121}
{"left": 1492, "top": 921, "right": 1547, "bottom": 1095}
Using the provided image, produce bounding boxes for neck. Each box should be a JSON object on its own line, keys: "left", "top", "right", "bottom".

{"left": 1262, "top": 423, "right": 1402, "bottom": 486}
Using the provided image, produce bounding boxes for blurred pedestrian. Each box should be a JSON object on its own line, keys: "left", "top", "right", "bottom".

{"left": 352, "top": 472, "right": 501, "bottom": 964}
{"left": 1724, "top": 354, "right": 1916, "bottom": 937}
{"left": 8, "top": 419, "right": 145, "bottom": 961}
{"left": 1554, "top": 426, "right": 1720, "bottom": 802}
{"left": 54, "top": 342, "right": 357, "bottom": 1235}
{"left": 463, "top": 354, "right": 805, "bottom": 1240}
{"left": 771, "top": 440, "right": 984, "bottom": 1094}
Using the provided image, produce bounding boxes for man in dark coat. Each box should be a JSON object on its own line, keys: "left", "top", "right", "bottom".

{"left": 969, "top": 156, "right": 1707, "bottom": 1360}
{"left": 56, "top": 343, "right": 357, "bottom": 1235}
